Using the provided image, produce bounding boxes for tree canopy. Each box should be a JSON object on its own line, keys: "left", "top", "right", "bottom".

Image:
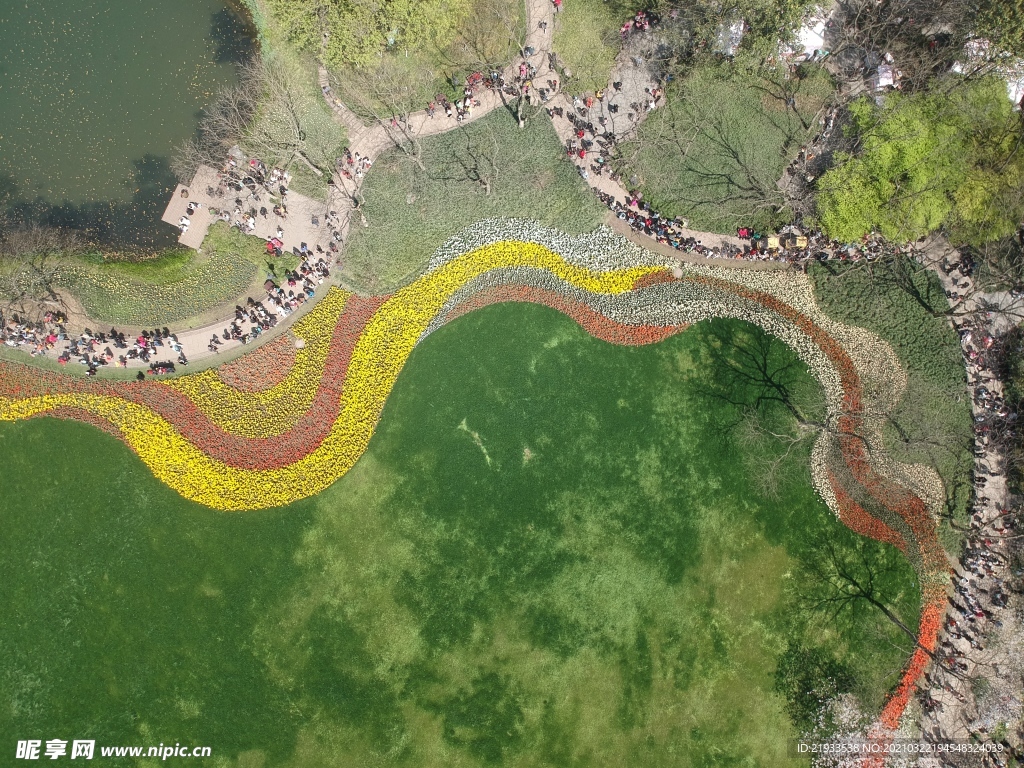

{"left": 265, "top": 0, "right": 472, "bottom": 69}
{"left": 651, "top": 0, "right": 818, "bottom": 56}
{"left": 973, "top": 0, "right": 1024, "bottom": 58}
{"left": 816, "top": 77, "right": 1024, "bottom": 246}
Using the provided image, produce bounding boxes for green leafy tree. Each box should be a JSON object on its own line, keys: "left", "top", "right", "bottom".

{"left": 265, "top": 0, "right": 472, "bottom": 69}
{"left": 974, "top": 0, "right": 1024, "bottom": 58}
{"left": 816, "top": 76, "right": 1024, "bottom": 246}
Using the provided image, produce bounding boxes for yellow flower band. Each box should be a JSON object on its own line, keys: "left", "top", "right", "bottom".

{"left": 0, "top": 242, "right": 660, "bottom": 510}
{"left": 166, "top": 289, "right": 350, "bottom": 438}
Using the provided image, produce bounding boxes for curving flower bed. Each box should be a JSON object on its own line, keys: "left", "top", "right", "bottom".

{"left": 0, "top": 223, "right": 951, "bottom": 735}
{"left": 217, "top": 334, "right": 299, "bottom": 392}
{"left": 166, "top": 289, "right": 351, "bottom": 438}
{"left": 440, "top": 283, "right": 687, "bottom": 347}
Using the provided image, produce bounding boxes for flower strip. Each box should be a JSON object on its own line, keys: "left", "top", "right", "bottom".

{"left": 680, "top": 271, "right": 947, "bottom": 729}
{"left": 217, "top": 334, "right": 299, "bottom": 392}
{"left": 440, "top": 283, "right": 687, "bottom": 346}
{"left": 165, "top": 289, "right": 350, "bottom": 438}
{"left": 0, "top": 235, "right": 949, "bottom": 731}
{"left": 0, "top": 242, "right": 661, "bottom": 509}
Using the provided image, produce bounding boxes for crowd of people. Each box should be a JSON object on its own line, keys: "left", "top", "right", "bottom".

{"left": 61, "top": 326, "right": 188, "bottom": 374}
{"left": 424, "top": 60, "right": 543, "bottom": 122}
{"left": 1, "top": 311, "right": 152, "bottom": 375}
{"left": 0, "top": 249, "right": 332, "bottom": 376}
{"left": 620, "top": 8, "right": 656, "bottom": 38}
{"left": 594, "top": 187, "right": 918, "bottom": 265}
{"left": 550, "top": 79, "right": 661, "bottom": 177}
{"left": 918, "top": 252, "right": 1019, "bottom": 751}
{"left": 2, "top": 311, "right": 71, "bottom": 358}
{"left": 196, "top": 248, "right": 334, "bottom": 362}
{"left": 179, "top": 156, "right": 314, "bottom": 244}
{"left": 209, "top": 252, "right": 331, "bottom": 354}
{"left": 337, "top": 146, "right": 373, "bottom": 181}
{"left": 202, "top": 158, "right": 293, "bottom": 235}
{"left": 177, "top": 151, "right": 347, "bottom": 263}
{"left": 1, "top": 312, "right": 188, "bottom": 377}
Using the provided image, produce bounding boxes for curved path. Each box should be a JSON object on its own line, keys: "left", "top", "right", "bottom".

{"left": 21, "top": 0, "right": 752, "bottom": 375}
{"left": 7, "top": 1, "right": 976, "bottom": 747}
{"left": 316, "top": 0, "right": 742, "bottom": 256}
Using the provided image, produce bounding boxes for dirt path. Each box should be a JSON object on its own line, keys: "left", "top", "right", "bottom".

{"left": 605, "top": 214, "right": 777, "bottom": 268}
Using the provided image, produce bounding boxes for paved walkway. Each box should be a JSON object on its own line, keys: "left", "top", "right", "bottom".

{"left": 586, "top": 30, "right": 665, "bottom": 144}
{"left": 160, "top": 164, "right": 337, "bottom": 257}
{"left": 606, "top": 214, "right": 776, "bottom": 267}
{"left": 5, "top": 258, "right": 336, "bottom": 374}
{"left": 914, "top": 238, "right": 1021, "bottom": 747}
{"left": 58, "top": 0, "right": 758, "bottom": 375}
{"left": 314, "top": 0, "right": 557, "bottom": 251}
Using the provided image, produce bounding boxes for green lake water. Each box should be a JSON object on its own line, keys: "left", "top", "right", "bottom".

{"left": 0, "top": 0, "right": 254, "bottom": 247}
{"left": 0, "top": 307, "right": 919, "bottom": 766}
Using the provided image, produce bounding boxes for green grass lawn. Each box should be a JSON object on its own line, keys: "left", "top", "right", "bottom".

{"left": 810, "top": 261, "right": 974, "bottom": 551}
{"left": 0, "top": 306, "right": 920, "bottom": 766}
{"left": 552, "top": 0, "right": 635, "bottom": 93}
{"left": 341, "top": 111, "right": 606, "bottom": 292}
{"left": 617, "top": 61, "right": 835, "bottom": 234}
{"left": 85, "top": 248, "right": 194, "bottom": 282}
{"left": 328, "top": 0, "right": 525, "bottom": 118}
{"left": 55, "top": 223, "right": 304, "bottom": 328}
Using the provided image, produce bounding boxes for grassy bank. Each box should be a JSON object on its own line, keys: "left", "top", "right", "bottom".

{"left": 55, "top": 223, "right": 302, "bottom": 328}
{"left": 617, "top": 61, "right": 835, "bottom": 234}
{"left": 810, "top": 261, "right": 974, "bottom": 551}
{"left": 0, "top": 308, "right": 920, "bottom": 766}
{"left": 342, "top": 110, "right": 605, "bottom": 293}
{"left": 552, "top": 0, "right": 635, "bottom": 93}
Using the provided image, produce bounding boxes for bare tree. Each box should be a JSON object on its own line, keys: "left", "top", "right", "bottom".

{"left": 820, "top": 242, "right": 1024, "bottom": 330}
{"left": 798, "top": 537, "right": 940, "bottom": 659}
{"left": 173, "top": 56, "right": 343, "bottom": 184}
{"left": 331, "top": 60, "right": 434, "bottom": 169}
{"left": 703, "top": 322, "right": 827, "bottom": 428}
{"left": 446, "top": 0, "right": 526, "bottom": 72}
{"left": 429, "top": 119, "right": 504, "bottom": 195}
{"left": 0, "top": 223, "right": 82, "bottom": 320}
{"left": 966, "top": 236, "right": 1024, "bottom": 306}
{"left": 619, "top": 68, "right": 822, "bottom": 230}
{"left": 171, "top": 63, "right": 261, "bottom": 183}
{"left": 246, "top": 57, "right": 341, "bottom": 176}
{"left": 822, "top": 0, "right": 1021, "bottom": 96}
{"left": 737, "top": 414, "right": 817, "bottom": 498}
{"left": 697, "top": 322, "right": 836, "bottom": 496}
